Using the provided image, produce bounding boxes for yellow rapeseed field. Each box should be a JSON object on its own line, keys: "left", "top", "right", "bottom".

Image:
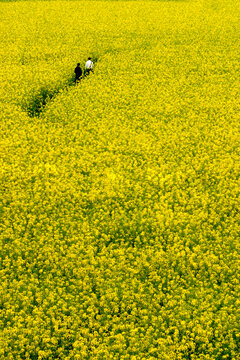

{"left": 1, "top": 0, "right": 240, "bottom": 359}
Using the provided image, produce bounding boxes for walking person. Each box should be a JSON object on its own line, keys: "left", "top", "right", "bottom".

{"left": 74, "top": 63, "right": 82, "bottom": 83}
{"left": 85, "top": 57, "right": 94, "bottom": 75}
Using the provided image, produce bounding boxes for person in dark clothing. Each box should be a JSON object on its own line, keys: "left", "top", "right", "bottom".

{"left": 74, "top": 63, "right": 82, "bottom": 83}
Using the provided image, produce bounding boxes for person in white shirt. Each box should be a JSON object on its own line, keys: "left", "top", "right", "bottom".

{"left": 85, "top": 57, "right": 94, "bottom": 75}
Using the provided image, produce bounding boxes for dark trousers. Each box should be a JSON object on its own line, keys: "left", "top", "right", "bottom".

{"left": 85, "top": 69, "right": 93, "bottom": 75}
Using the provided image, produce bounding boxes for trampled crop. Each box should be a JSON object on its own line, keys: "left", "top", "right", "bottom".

{"left": 1, "top": 1, "right": 240, "bottom": 359}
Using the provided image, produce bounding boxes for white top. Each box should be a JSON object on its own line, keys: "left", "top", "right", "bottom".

{"left": 85, "top": 60, "right": 94, "bottom": 69}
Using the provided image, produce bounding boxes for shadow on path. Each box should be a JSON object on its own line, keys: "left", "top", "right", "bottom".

{"left": 27, "top": 57, "right": 98, "bottom": 118}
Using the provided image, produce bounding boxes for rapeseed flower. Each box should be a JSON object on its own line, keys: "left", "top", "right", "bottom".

{"left": 1, "top": 0, "right": 240, "bottom": 359}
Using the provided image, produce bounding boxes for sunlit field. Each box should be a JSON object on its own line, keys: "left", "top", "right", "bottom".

{"left": 1, "top": 0, "right": 240, "bottom": 359}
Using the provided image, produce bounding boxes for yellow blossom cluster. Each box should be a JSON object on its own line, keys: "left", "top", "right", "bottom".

{"left": 1, "top": 0, "right": 240, "bottom": 359}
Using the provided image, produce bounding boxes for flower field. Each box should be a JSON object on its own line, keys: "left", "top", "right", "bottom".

{"left": 1, "top": 0, "right": 240, "bottom": 359}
